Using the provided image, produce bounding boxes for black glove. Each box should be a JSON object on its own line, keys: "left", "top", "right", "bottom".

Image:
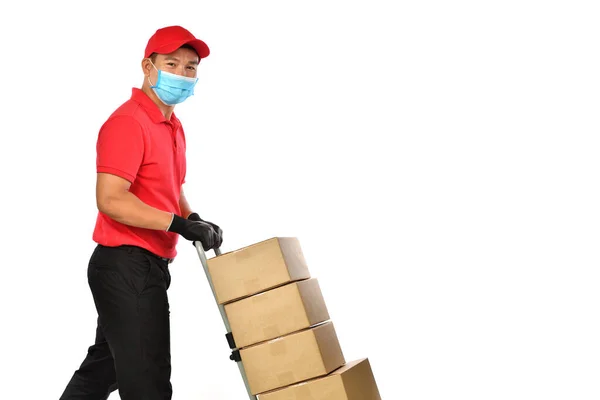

{"left": 167, "top": 214, "right": 218, "bottom": 251}
{"left": 188, "top": 212, "right": 223, "bottom": 248}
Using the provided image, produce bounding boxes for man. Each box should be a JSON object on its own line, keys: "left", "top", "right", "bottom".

{"left": 59, "top": 25, "right": 222, "bottom": 400}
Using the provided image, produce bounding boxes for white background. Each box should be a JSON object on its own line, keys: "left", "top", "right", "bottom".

{"left": 1, "top": 0, "right": 599, "bottom": 399}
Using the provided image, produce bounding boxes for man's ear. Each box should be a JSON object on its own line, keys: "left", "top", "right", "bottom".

{"left": 141, "top": 58, "right": 153, "bottom": 77}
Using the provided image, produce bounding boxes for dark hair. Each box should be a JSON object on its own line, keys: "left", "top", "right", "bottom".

{"left": 149, "top": 44, "right": 198, "bottom": 62}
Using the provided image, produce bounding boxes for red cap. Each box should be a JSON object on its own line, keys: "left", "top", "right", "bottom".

{"left": 144, "top": 25, "right": 210, "bottom": 59}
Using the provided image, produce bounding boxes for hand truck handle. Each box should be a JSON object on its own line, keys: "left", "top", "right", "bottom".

{"left": 195, "top": 242, "right": 257, "bottom": 400}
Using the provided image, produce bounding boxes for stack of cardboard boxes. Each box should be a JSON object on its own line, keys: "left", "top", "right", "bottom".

{"left": 207, "top": 237, "right": 382, "bottom": 399}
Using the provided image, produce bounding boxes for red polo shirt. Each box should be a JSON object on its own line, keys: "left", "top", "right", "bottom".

{"left": 92, "top": 88, "right": 187, "bottom": 259}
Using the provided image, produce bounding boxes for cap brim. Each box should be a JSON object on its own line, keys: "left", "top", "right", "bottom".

{"left": 151, "top": 39, "right": 210, "bottom": 59}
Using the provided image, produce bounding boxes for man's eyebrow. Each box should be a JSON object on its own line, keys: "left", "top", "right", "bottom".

{"left": 164, "top": 56, "right": 199, "bottom": 65}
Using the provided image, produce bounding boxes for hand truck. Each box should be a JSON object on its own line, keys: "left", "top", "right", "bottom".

{"left": 195, "top": 242, "right": 258, "bottom": 400}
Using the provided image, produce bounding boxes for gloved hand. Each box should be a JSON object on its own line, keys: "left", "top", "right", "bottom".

{"left": 167, "top": 213, "right": 218, "bottom": 251}
{"left": 188, "top": 212, "right": 223, "bottom": 248}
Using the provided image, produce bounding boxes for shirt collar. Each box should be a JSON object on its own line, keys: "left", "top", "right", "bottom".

{"left": 130, "top": 87, "right": 181, "bottom": 128}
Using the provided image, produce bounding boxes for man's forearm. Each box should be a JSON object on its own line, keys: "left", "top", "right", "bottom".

{"left": 179, "top": 189, "right": 193, "bottom": 219}
{"left": 99, "top": 191, "right": 174, "bottom": 231}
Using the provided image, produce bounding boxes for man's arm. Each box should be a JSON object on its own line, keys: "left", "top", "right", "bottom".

{"left": 179, "top": 187, "right": 193, "bottom": 219}
{"left": 96, "top": 172, "right": 173, "bottom": 230}
{"left": 95, "top": 116, "right": 174, "bottom": 229}
{"left": 178, "top": 187, "right": 223, "bottom": 248}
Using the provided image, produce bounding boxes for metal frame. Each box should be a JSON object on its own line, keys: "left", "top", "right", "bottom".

{"left": 195, "top": 242, "right": 258, "bottom": 400}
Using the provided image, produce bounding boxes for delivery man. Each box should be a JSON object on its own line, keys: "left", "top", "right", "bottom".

{"left": 59, "top": 25, "right": 221, "bottom": 400}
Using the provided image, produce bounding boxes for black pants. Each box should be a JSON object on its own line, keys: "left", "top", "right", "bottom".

{"left": 60, "top": 244, "right": 173, "bottom": 400}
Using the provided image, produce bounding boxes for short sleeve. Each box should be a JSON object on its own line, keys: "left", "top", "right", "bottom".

{"left": 96, "top": 116, "right": 145, "bottom": 183}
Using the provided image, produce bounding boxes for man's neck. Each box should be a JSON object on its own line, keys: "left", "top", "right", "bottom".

{"left": 141, "top": 85, "right": 175, "bottom": 121}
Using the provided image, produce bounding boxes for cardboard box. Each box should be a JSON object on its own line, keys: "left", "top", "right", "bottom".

{"left": 258, "top": 358, "right": 382, "bottom": 400}
{"left": 240, "top": 321, "right": 345, "bottom": 395}
{"left": 207, "top": 237, "right": 310, "bottom": 304}
{"left": 225, "top": 278, "right": 330, "bottom": 348}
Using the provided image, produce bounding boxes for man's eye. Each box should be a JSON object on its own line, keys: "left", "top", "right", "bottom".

{"left": 167, "top": 63, "right": 176, "bottom": 67}
{"left": 187, "top": 66, "right": 196, "bottom": 70}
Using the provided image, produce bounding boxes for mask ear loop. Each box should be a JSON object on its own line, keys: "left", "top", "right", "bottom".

{"left": 147, "top": 61, "right": 161, "bottom": 88}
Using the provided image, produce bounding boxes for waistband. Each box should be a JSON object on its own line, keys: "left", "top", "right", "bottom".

{"left": 98, "top": 244, "right": 174, "bottom": 264}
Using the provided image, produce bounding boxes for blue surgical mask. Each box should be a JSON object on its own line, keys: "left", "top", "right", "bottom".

{"left": 148, "top": 62, "right": 198, "bottom": 106}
